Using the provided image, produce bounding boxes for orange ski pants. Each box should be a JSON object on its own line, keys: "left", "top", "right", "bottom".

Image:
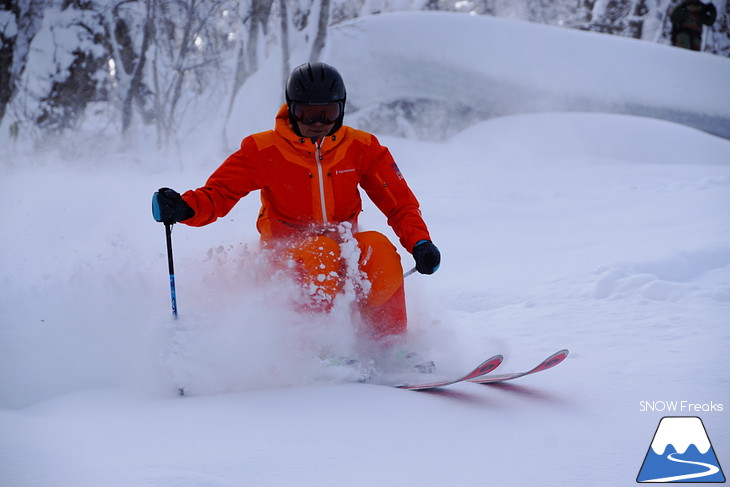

{"left": 286, "top": 231, "right": 406, "bottom": 339}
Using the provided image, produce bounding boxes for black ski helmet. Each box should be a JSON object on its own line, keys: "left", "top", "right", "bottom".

{"left": 285, "top": 62, "right": 347, "bottom": 137}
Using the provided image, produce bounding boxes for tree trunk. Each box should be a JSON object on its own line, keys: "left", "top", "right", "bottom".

{"left": 0, "top": 24, "right": 15, "bottom": 123}
{"left": 309, "top": 0, "right": 330, "bottom": 63}
{"left": 0, "top": 0, "right": 47, "bottom": 126}
{"left": 279, "top": 0, "right": 290, "bottom": 87}
{"left": 224, "top": 0, "right": 273, "bottom": 126}
{"left": 122, "top": 0, "right": 154, "bottom": 134}
{"left": 165, "top": 0, "right": 197, "bottom": 132}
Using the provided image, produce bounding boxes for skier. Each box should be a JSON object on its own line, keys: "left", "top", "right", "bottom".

{"left": 670, "top": 0, "right": 717, "bottom": 51}
{"left": 152, "top": 62, "right": 440, "bottom": 351}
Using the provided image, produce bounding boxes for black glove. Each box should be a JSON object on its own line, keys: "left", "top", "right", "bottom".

{"left": 152, "top": 187, "right": 195, "bottom": 223}
{"left": 412, "top": 240, "right": 441, "bottom": 275}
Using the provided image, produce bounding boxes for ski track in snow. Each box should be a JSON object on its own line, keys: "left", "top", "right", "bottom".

{"left": 641, "top": 453, "right": 721, "bottom": 483}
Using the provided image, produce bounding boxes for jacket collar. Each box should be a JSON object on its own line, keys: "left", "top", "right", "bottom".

{"left": 274, "top": 104, "right": 346, "bottom": 150}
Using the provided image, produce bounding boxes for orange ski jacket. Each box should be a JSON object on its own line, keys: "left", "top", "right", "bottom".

{"left": 181, "top": 105, "right": 431, "bottom": 252}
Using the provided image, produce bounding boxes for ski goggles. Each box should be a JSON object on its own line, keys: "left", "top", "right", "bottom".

{"left": 292, "top": 102, "right": 341, "bottom": 125}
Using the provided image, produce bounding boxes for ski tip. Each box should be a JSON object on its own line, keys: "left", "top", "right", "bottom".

{"left": 469, "top": 348, "right": 570, "bottom": 385}
{"left": 394, "top": 353, "right": 505, "bottom": 390}
{"left": 476, "top": 354, "right": 504, "bottom": 375}
{"left": 545, "top": 349, "right": 569, "bottom": 367}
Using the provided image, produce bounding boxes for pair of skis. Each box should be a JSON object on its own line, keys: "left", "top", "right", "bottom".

{"left": 395, "top": 349, "right": 569, "bottom": 391}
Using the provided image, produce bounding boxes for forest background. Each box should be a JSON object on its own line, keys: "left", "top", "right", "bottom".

{"left": 1, "top": 0, "right": 728, "bottom": 155}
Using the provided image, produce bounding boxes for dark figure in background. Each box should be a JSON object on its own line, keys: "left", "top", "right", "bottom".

{"left": 670, "top": 0, "right": 717, "bottom": 51}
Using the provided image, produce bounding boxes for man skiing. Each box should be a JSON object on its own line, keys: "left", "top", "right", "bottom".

{"left": 152, "top": 62, "right": 440, "bottom": 347}
{"left": 670, "top": 0, "right": 717, "bottom": 51}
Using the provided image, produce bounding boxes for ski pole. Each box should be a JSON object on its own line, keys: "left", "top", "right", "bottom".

{"left": 164, "top": 222, "right": 187, "bottom": 396}
{"left": 404, "top": 267, "right": 417, "bottom": 278}
{"left": 164, "top": 222, "right": 178, "bottom": 319}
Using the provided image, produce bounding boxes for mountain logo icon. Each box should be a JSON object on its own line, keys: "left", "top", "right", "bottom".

{"left": 637, "top": 416, "right": 726, "bottom": 483}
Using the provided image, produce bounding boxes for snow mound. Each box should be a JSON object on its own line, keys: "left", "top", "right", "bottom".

{"left": 326, "top": 12, "right": 730, "bottom": 139}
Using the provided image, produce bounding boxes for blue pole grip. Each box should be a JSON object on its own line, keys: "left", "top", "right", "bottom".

{"left": 152, "top": 192, "right": 164, "bottom": 222}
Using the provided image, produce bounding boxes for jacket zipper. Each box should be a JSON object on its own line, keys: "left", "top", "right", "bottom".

{"left": 315, "top": 139, "right": 328, "bottom": 224}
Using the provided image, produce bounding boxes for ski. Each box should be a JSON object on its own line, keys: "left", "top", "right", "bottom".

{"left": 469, "top": 349, "right": 569, "bottom": 385}
{"left": 395, "top": 354, "right": 504, "bottom": 390}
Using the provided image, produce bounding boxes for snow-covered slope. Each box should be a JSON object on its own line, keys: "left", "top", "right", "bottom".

{"left": 1, "top": 12, "right": 729, "bottom": 487}
{"left": 228, "top": 12, "right": 730, "bottom": 143}
{"left": 328, "top": 12, "right": 730, "bottom": 139}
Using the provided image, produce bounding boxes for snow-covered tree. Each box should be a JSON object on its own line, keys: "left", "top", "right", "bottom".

{"left": 145, "top": 0, "right": 240, "bottom": 144}
{"left": 6, "top": 0, "right": 110, "bottom": 135}
{"left": 1, "top": 0, "right": 727, "bottom": 149}
{"left": 1, "top": 0, "right": 50, "bottom": 136}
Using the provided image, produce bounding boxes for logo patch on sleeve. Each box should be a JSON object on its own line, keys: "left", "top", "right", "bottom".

{"left": 391, "top": 163, "right": 404, "bottom": 180}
